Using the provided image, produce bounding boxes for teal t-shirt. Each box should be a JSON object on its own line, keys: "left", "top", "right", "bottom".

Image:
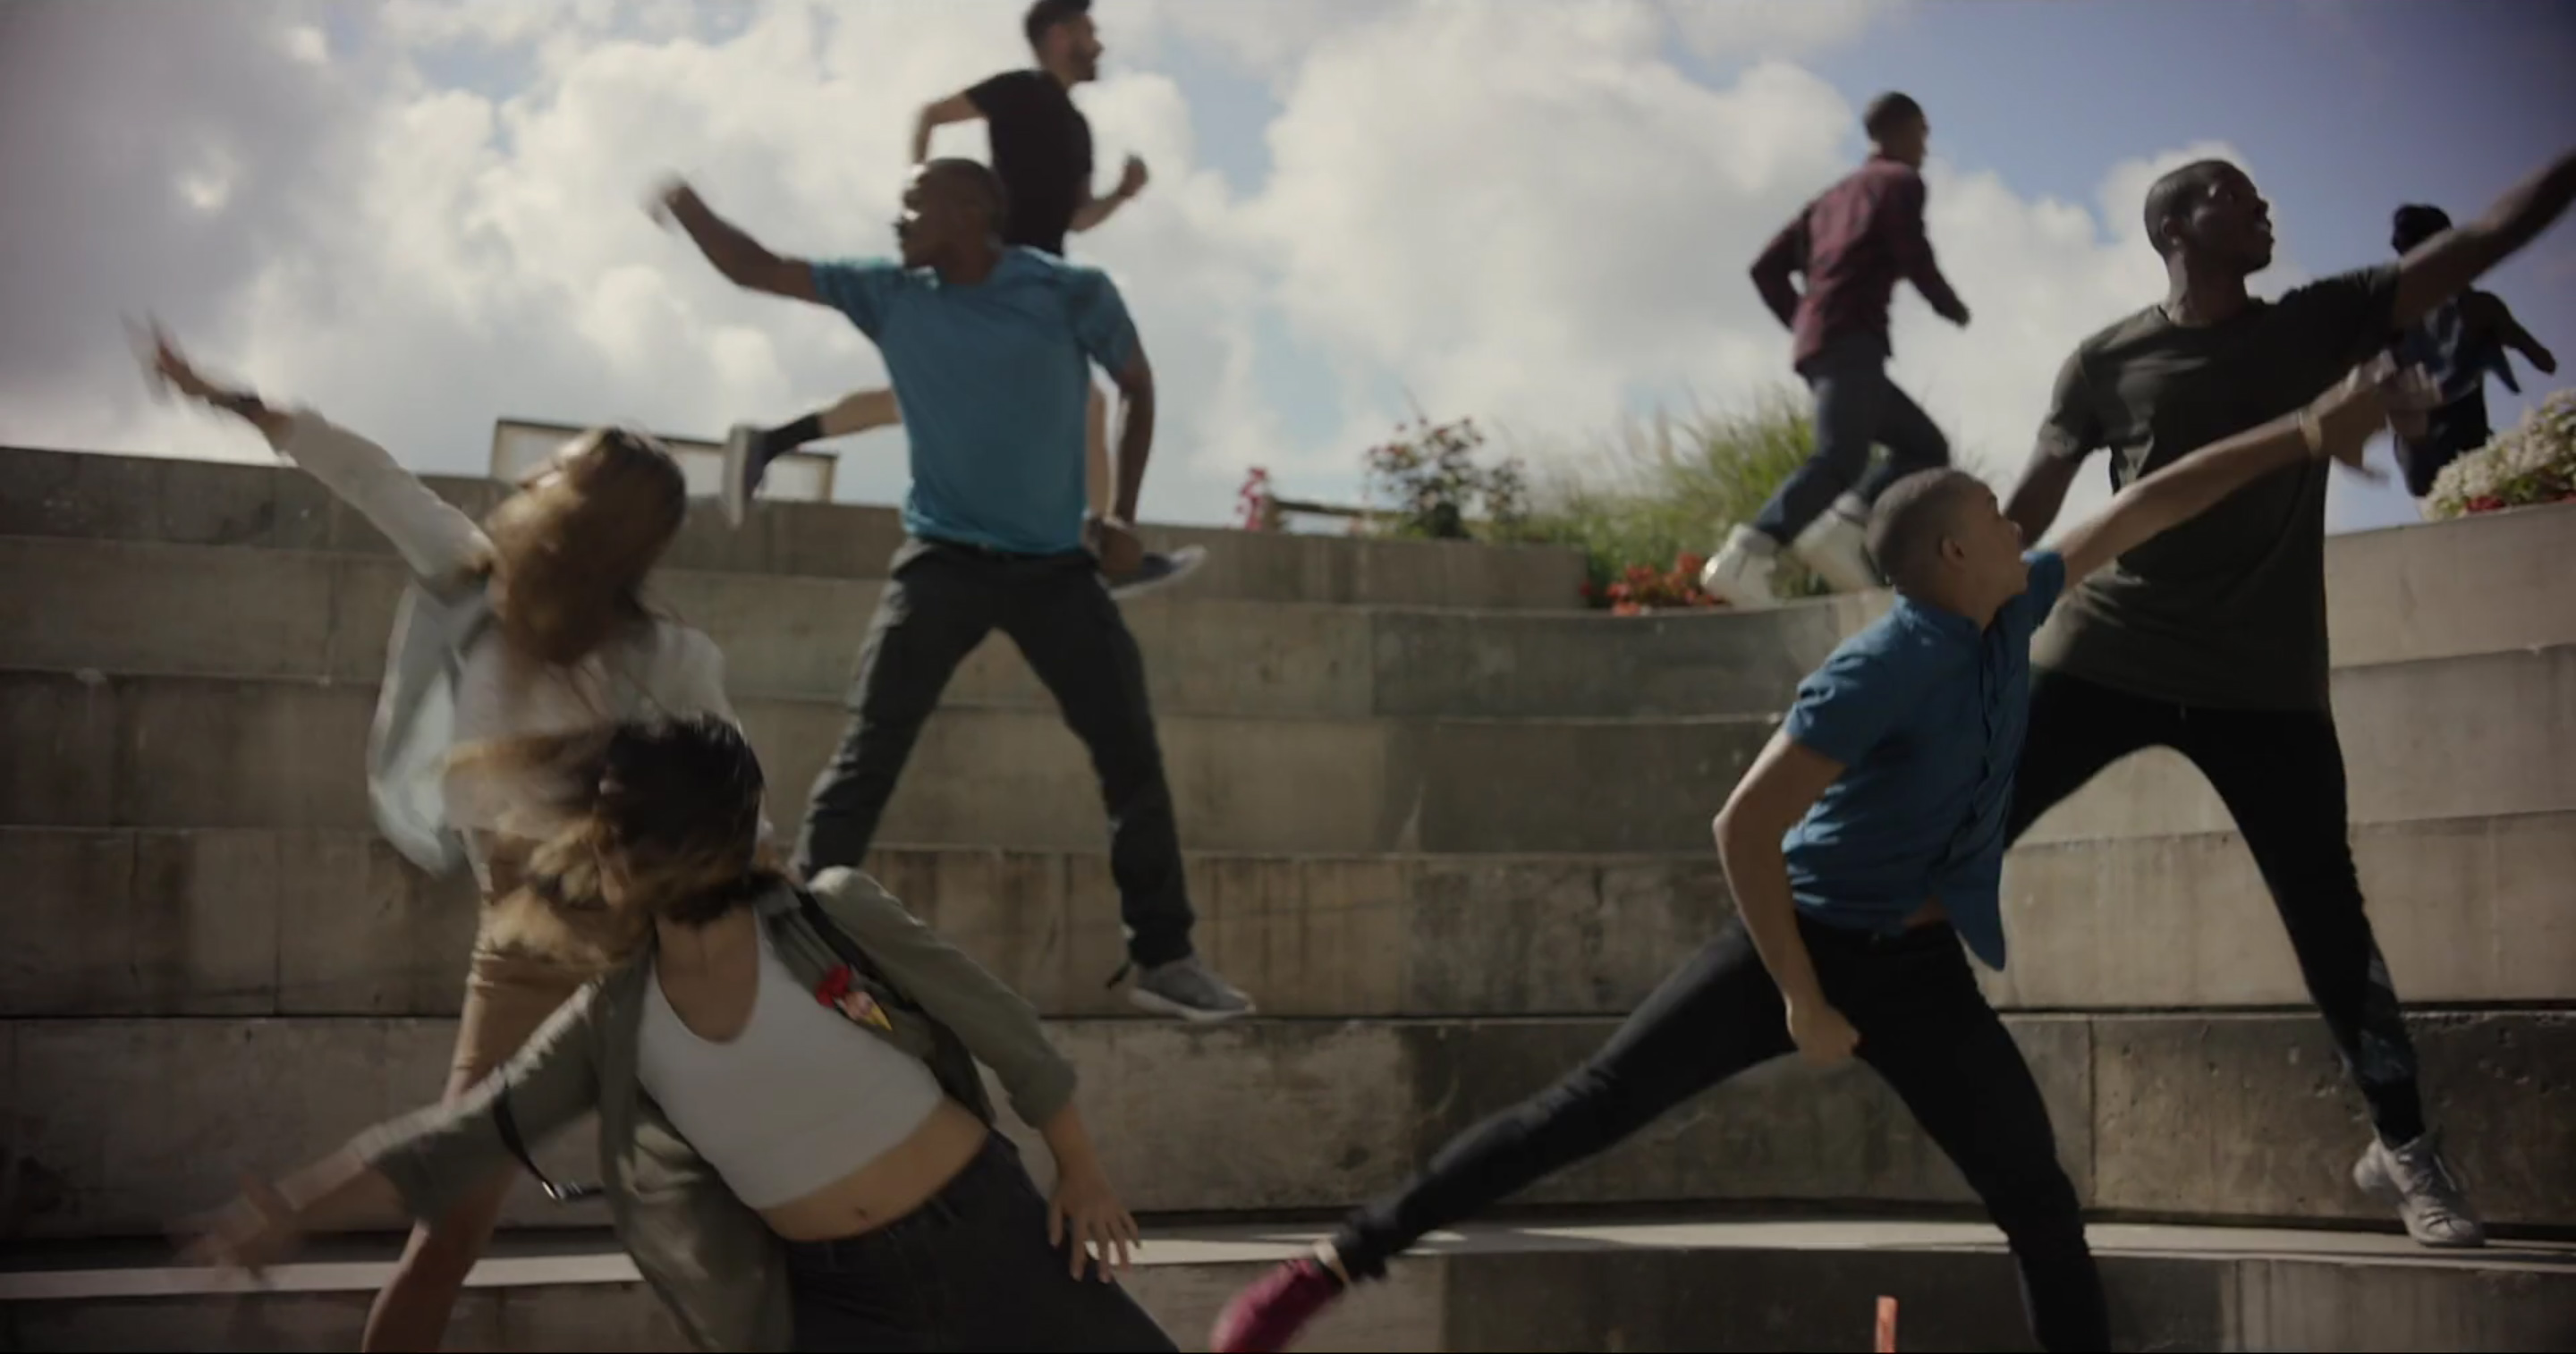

{"left": 811, "top": 248, "right": 1139, "bottom": 554}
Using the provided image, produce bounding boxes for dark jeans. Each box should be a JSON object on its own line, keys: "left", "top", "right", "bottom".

{"left": 2006, "top": 670, "right": 2426, "bottom": 1144}
{"left": 785, "top": 1137, "right": 1177, "bottom": 1351}
{"left": 1752, "top": 334, "right": 1952, "bottom": 545}
{"left": 1333, "top": 915, "right": 2108, "bottom": 1353}
{"left": 792, "top": 537, "right": 1196, "bottom": 968}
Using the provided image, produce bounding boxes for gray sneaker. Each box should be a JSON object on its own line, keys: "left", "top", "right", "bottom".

{"left": 2353, "top": 1130, "right": 2487, "bottom": 1248}
{"left": 1130, "top": 955, "right": 1255, "bottom": 1022}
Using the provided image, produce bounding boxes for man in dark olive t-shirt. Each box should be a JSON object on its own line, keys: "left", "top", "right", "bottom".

{"left": 2001, "top": 148, "right": 2576, "bottom": 1253}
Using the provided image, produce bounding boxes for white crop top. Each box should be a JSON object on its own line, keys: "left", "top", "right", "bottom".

{"left": 638, "top": 927, "right": 946, "bottom": 1209}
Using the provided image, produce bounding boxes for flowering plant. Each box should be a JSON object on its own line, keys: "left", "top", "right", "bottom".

{"left": 1579, "top": 552, "right": 1724, "bottom": 615}
{"left": 1361, "top": 417, "right": 1528, "bottom": 540}
{"left": 1235, "top": 467, "right": 1277, "bottom": 531}
{"left": 2426, "top": 388, "right": 2576, "bottom": 518}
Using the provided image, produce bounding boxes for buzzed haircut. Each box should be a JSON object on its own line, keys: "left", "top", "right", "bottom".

{"left": 2142, "top": 159, "right": 2233, "bottom": 257}
{"left": 1866, "top": 468, "right": 1982, "bottom": 591}
{"left": 1024, "top": 0, "right": 1089, "bottom": 50}
{"left": 1862, "top": 92, "right": 1924, "bottom": 142}
{"left": 921, "top": 157, "right": 1011, "bottom": 229}
{"left": 2391, "top": 203, "right": 2452, "bottom": 256}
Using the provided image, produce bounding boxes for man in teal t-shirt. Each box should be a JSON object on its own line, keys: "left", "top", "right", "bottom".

{"left": 656, "top": 160, "right": 1251, "bottom": 1022}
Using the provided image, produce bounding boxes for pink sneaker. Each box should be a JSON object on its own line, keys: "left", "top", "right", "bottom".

{"left": 1209, "top": 1257, "right": 1345, "bottom": 1353}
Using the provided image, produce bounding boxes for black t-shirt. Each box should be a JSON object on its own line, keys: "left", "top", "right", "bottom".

{"left": 2028, "top": 265, "right": 2401, "bottom": 711}
{"left": 967, "top": 69, "right": 1092, "bottom": 257}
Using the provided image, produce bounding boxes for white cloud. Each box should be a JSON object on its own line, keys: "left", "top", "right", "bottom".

{"left": 1665, "top": 0, "right": 1906, "bottom": 61}
{"left": 0, "top": 0, "right": 2399, "bottom": 538}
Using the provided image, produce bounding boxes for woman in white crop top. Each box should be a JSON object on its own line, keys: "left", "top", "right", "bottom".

{"left": 146, "top": 329, "right": 746, "bottom": 1351}
{"left": 190, "top": 715, "right": 1174, "bottom": 1352}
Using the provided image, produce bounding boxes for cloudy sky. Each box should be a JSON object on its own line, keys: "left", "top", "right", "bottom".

{"left": 5, "top": 0, "right": 2572, "bottom": 535}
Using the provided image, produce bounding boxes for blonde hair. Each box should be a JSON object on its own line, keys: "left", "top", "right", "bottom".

{"left": 480, "top": 427, "right": 689, "bottom": 667}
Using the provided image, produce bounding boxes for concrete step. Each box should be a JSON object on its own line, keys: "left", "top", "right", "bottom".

{"left": 2, "top": 643, "right": 2566, "bottom": 854}
{"left": 6, "top": 1011, "right": 2566, "bottom": 1240}
{"left": 0, "top": 535, "right": 1870, "bottom": 722}
{"left": 14, "top": 446, "right": 2572, "bottom": 659}
{"left": 7, "top": 813, "right": 2571, "bottom": 1023}
{"left": 0, "top": 446, "right": 1591, "bottom": 612}
{"left": 5, "top": 1219, "right": 2572, "bottom": 1351}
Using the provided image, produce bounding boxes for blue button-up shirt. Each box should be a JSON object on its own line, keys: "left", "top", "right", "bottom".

{"left": 1778, "top": 551, "right": 2067, "bottom": 969}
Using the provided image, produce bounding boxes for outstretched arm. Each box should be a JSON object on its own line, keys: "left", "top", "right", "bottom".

{"left": 2055, "top": 360, "right": 2420, "bottom": 585}
{"left": 654, "top": 180, "right": 820, "bottom": 304}
{"left": 912, "top": 93, "right": 983, "bottom": 165}
{"left": 2474, "top": 292, "right": 2558, "bottom": 375}
{"left": 1714, "top": 732, "right": 1859, "bottom": 1065}
{"left": 2391, "top": 147, "right": 2576, "bottom": 329}
{"left": 141, "top": 326, "right": 484, "bottom": 586}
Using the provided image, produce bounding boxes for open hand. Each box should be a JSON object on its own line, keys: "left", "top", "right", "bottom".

{"left": 177, "top": 1175, "right": 305, "bottom": 1278}
{"left": 1047, "top": 1164, "right": 1140, "bottom": 1282}
{"left": 1786, "top": 996, "right": 1860, "bottom": 1067}
{"left": 133, "top": 319, "right": 223, "bottom": 404}
{"left": 646, "top": 176, "right": 699, "bottom": 228}
{"left": 2309, "top": 355, "right": 2436, "bottom": 475}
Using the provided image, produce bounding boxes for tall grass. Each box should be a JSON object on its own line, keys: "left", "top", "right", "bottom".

{"left": 1490, "top": 389, "right": 1833, "bottom": 602}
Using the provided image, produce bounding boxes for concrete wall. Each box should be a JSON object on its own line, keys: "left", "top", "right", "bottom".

{"left": 10, "top": 816, "right": 2572, "bottom": 1021}
{"left": 8, "top": 1011, "right": 2569, "bottom": 1240}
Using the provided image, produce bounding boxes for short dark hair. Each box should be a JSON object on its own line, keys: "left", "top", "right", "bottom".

{"left": 921, "top": 157, "right": 1011, "bottom": 229}
{"left": 1025, "top": 0, "right": 1089, "bottom": 51}
{"left": 2392, "top": 203, "right": 2452, "bottom": 256}
{"left": 1863, "top": 92, "right": 1924, "bottom": 142}
{"left": 2141, "top": 159, "right": 2233, "bottom": 257}
{"left": 1866, "top": 468, "right": 1982, "bottom": 591}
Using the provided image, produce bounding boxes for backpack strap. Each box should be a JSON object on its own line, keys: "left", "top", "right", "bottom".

{"left": 493, "top": 1087, "right": 601, "bottom": 1205}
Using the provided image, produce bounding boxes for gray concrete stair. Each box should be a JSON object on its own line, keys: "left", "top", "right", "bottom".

{"left": 3, "top": 642, "right": 2567, "bottom": 854}
{"left": 5, "top": 1219, "right": 2571, "bottom": 1351}
{"left": 7, "top": 1011, "right": 2568, "bottom": 1240}
{"left": 7, "top": 814, "right": 2572, "bottom": 1023}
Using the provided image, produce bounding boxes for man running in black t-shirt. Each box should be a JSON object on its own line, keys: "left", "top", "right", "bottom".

{"left": 716, "top": 0, "right": 1200, "bottom": 597}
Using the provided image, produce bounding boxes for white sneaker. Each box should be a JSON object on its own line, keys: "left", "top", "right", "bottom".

{"left": 1698, "top": 525, "right": 1781, "bottom": 610}
{"left": 2354, "top": 1130, "right": 2487, "bottom": 1248}
{"left": 1108, "top": 545, "right": 1208, "bottom": 602}
{"left": 718, "top": 423, "right": 761, "bottom": 529}
{"left": 1791, "top": 500, "right": 1880, "bottom": 595}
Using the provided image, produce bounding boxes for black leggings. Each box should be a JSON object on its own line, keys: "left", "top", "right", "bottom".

{"left": 785, "top": 1137, "right": 1176, "bottom": 1351}
{"left": 1331, "top": 915, "right": 2108, "bottom": 1352}
{"left": 2006, "top": 670, "right": 2424, "bottom": 1145}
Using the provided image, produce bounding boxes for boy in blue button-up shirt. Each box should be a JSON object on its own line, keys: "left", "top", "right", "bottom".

{"left": 1212, "top": 363, "right": 2429, "bottom": 1354}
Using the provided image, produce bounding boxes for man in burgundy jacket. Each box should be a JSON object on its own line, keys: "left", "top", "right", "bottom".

{"left": 1703, "top": 92, "right": 1972, "bottom": 608}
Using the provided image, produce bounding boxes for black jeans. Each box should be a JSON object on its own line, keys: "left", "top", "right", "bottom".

{"left": 792, "top": 538, "right": 1195, "bottom": 968}
{"left": 2007, "top": 670, "right": 2426, "bottom": 1144}
{"left": 1752, "top": 334, "right": 1952, "bottom": 545}
{"left": 785, "top": 1136, "right": 1177, "bottom": 1351}
{"left": 1333, "top": 915, "right": 2108, "bottom": 1353}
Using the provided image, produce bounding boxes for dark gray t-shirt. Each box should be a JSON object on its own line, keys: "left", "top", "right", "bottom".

{"left": 2029, "top": 265, "right": 2401, "bottom": 711}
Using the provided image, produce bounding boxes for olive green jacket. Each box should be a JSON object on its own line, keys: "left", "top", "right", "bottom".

{"left": 350, "top": 867, "right": 1077, "bottom": 1352}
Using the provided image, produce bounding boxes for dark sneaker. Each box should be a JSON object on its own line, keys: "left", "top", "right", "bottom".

{"left": 719, "top": 423, "right": 765, "bottom": 529}
{"left": 1210, "top": 1257, "right": 1344, "bottom": 1353}
{"left": 2354, "top": 1130, "right": 2487, "bottom": 1248}
{"left": 1129, "top": 954, "right": 1254, "bottom": 1022}
{"left": 1107, "top": 545, "right": 1208, "bottom": 601}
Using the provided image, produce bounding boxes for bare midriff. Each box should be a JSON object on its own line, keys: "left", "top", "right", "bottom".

{"left": 757, "top": 1096, "right": 994, "bottom": 1243}
{"left": 1902, "top": 897, "right": 1949, "bottom": 930}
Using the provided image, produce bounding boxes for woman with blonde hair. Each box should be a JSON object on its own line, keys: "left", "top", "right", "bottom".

{"left": 187, "top": 714, "right": 1172, "bottom": 1352}
{"left": 144, "top": 328, "right": 741, "bottom": 1349}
